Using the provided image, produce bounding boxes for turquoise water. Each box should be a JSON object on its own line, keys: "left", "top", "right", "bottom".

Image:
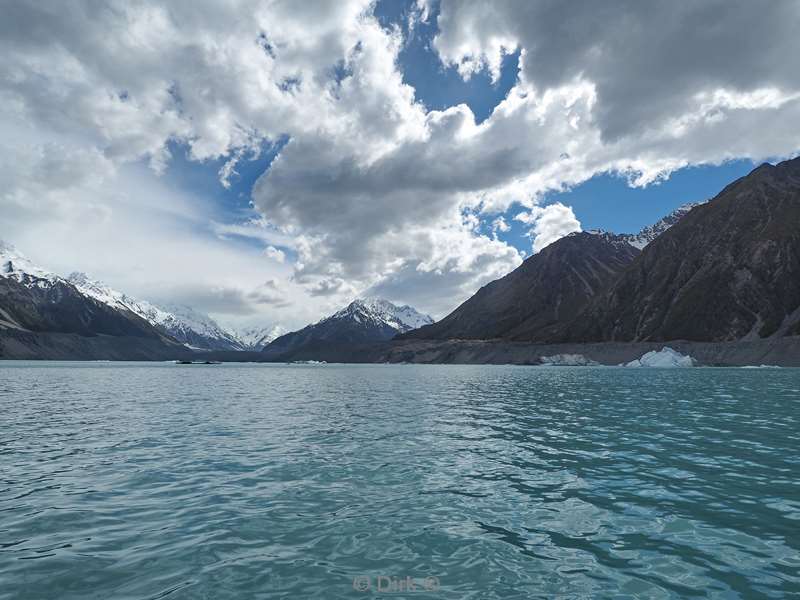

{"left": 1, "top": 362, "right": 799, "bottom": 599}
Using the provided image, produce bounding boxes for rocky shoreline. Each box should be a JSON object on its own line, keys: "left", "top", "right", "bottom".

{"left": 4, "top": 332, "right": 800, "bottom": 366}
{"left": 250, "top": 336, "right": 800, "bottom": 367}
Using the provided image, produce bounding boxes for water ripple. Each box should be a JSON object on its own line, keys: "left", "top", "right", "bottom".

{"left": 0, "top": 362, "right": 798, "bottom": 599}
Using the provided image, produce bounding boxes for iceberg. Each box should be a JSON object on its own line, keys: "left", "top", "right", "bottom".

{"left": 539, "top": 353, "right": 600, "bottom": 366}
{"left": 624, "top": 347, "right": 696, "bottom": 368}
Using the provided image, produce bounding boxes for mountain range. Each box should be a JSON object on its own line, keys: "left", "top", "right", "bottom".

{"left": 0, "top": 243, "right": 184, "bottom": 359}
{"left": 404, "top": 157, "right": 800, "bottom": 348}
{"left": 399, "top": 201, "right": 703, "bottom": 342}
{"left": 3, "top": 157, "right": 800, "bottom": 363}
{"left": 260, "top": 200, "right": 709, "bottom": 359}
{"left": 0, "top": 244, "right": 282, "bottom": 357}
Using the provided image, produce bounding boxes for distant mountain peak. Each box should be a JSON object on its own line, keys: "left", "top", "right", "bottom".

{"left": 66, "top": 273, "right": 244, "bottom": 351}
{"left": 0, "top": 242, "right": 61, "bottom": 287}
{"left": 234, "top": 324, "right": 286, "bottom": 350}
{"left": 622, "top": 202, "right": 705, "bottom": 249}
{"left": 262, "top": 296, "right": 434, "bottom": 358}
{"left": 335, "top": 296, "right": 434, "bottom": 332}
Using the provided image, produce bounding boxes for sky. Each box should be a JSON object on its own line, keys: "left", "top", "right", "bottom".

{"left": 2, "top": 0, "right": 799, "bottom": 331}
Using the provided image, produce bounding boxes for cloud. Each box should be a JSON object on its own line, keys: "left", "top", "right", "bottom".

{"left": 307, "top": 278, "right": 353, "bottom": 298}
{"left": 491, "top": 216, "right": 510, "bottom": 234}
{"left": 432, "top": 1, "right": 800, "bottom": 140}
{"left": 264, "top": 246, "right": 286, "bottom": 263}
{"left": 248, "top": 279, "right": 291, "bottom": 308}
{"left": 2, "top": 0, "right": 800, "bottom": 326}
{"left": 515, "top": 203, "right": 582, "bottom": 253}
{"left": 156, "top": 284, "right": 279, "bottom": 315}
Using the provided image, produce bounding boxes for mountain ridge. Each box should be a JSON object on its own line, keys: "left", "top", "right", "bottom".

{"left": 557, "top": 158, "right": 800, "bottom": 342}
{"left": 400, "top": 231, "right": 640, "bottom": 342}
{"left": 0, "top": 244, "right": 188, "bottom": 359}
{"left": 401, "top": 158, "right": 800, "bottom": 346}
{"left": 0, "top": 245, "right": 279, "bottom": 353}
{"left": 262, "top": 297, "right": 433, "bottom": 358}
{"left": 621, "top": 201, "right": 705, "bottom": 249}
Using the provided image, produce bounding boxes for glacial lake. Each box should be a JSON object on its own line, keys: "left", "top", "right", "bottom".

{"left": 1, "top": 362, "right": 799, "bottom": 599}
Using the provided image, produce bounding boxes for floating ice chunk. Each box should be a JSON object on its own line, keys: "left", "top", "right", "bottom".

{"left": 624, "top": 347, "right": 696, "bottom": 368}
{"left": 539, "top": 353, "right": 600, "bottom": 366}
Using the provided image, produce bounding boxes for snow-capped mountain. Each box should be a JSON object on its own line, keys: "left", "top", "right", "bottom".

{"left": 623, "top": 202, "right": 705, "bottom": 249}
{"left": 262, "top": 297, "right": 434, "bottom": 357}
{"left": 67, "top": 272, "right": 168, "bottom": 319}
{"left": 1, "top": 241, "right": 62, "bottom": 288}
{"left": 67, "top": 273, "right": 245, "bottom": 351}
{"left": 331, "top": 297, "right": 434, "bottom": 333}
{"left": 0, "top": 242, "right": 182, "bottom": 355}
{"left": 152, "top": 303, "right": 246, "bottom": 351}
{"left": 235, "top": 325, "right": 286, "bottom": 350}
{"left": 0, "top": 243, "right": 279, "bottom": 353}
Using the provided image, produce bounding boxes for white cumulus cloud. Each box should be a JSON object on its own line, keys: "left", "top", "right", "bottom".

{"left": 515, "top": 204, "right": 582, "bottom": 253}
{"left": 2, "top": 0, "right": 800, "bottom": 325}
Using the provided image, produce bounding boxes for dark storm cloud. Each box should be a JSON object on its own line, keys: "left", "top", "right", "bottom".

{"left": 434, "top": 0, "right": 800, "bottom": 140}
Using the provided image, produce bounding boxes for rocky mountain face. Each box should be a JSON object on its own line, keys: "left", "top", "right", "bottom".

{"left": 563, "top": 158, "right": 800, "bottom": 342}
{"left": 262, "top": 298, "right": 433, "bottom": 357}
{"left": 0, "top": 244, "right": 281, "bottom": 357}
{"left": 402, "top": 158, "right": 800, "bottom": 346}
{"left": 400, "top": 232, "right": 640, "bottom": 342}
{"left": 0, "top": 244, "right": 186, "bottom": 359}
{"left": 0, "top": 270, "right": 159, "bottom": 339}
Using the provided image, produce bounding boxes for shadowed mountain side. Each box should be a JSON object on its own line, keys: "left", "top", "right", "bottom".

{"left": 0, "top": 274, "right": 173, "bottom": 340}
{"left": 400, "top": 232, "right": 640, "bottom": 341}
{"left": 0, "top": 270, "right": 189, "bottom": 360}
{"left": 0, "top": 329, "right": 194, "bottom": 361}
{"left": 560, "top": 158, "right": 800, "bottom": 342}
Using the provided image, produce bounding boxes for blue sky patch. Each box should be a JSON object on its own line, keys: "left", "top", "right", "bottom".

{"left": 375, "top": 0, "right": 519, "bottom": 124}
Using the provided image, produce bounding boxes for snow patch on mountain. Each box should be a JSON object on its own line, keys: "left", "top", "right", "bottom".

{"left": 331, "top": 297, "right": 434, "bottom": 333}
{"left": 0, "top": 242, "right": 62, "bottom": 288}
{"left": 67, "top": 272, "right": 167, "bottom": 318}
{"left": 157, "top": 303, "right": 244, "bottom": 350}
{"left": 623, "top": 202, "right": 705, "bottom": 249}
{"left": 235, "top": 325, "right": 286, "bottom": 350}
{"left": 67, "top": 273, "right": 244, "bottom": 351}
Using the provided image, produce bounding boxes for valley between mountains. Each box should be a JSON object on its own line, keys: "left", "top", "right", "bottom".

{"left": 3, "top": 157, "right": 800, "bottom": 365}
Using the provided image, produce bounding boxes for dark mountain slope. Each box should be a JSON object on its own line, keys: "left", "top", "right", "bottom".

{"left": 0, "top": 265, "right": 188, "bottom": 360}
{"left": 0, "top": 275, "right": 169, "bottom": 339}
{"left": 562, "top": 158, "right": 800, "bottom": 342}
{"left": 400, "top": 232, "right": 640, "bottom": 341}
